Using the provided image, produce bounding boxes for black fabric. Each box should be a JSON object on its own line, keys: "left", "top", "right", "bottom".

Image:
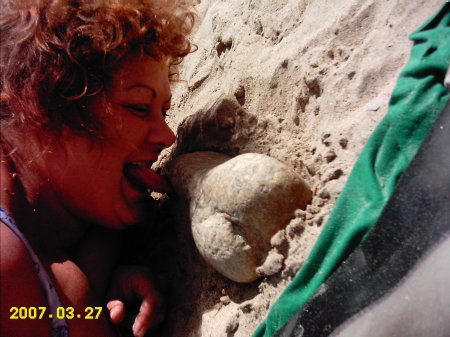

{"left": 275, "top": 99, "right": 450, "bottom": 337}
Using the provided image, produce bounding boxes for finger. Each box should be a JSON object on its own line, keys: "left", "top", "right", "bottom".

{"left": 106, "top": 299, "right": 125, "bottom": 324}
{"left": 132, "top": 295, "right": 155, "bottom": 337}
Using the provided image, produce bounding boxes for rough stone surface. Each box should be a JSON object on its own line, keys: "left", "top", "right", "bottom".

{"left": 270, "top": 230, "right": 287, "bottom": 248}
{"left": 169, "top": 151, "right": 312, "bottom": 282}
{"left": 168, "top": 95, "right": 258, "bottom": 159}
{"left": 256, "top": 250, "right": 285, "bottom": 277}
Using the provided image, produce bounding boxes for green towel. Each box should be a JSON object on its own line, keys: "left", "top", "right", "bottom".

{"left": 253, "top": 3, "right": 450, "bottom": 337}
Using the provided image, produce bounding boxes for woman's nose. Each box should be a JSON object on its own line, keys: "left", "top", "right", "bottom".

{"left": 147, "top": 117, "right": 176, "bottom": 149}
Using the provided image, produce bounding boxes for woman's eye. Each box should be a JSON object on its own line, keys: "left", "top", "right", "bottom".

{"left": 162, "top": 108, "right": 170, "bottom": 117}
{"left": 125, "top": 104, "right": 150, "bottom": 117}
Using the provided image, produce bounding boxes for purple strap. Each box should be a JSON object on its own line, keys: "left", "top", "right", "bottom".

{"left": 0, "top": 207, "right": 69, "bottom": 337}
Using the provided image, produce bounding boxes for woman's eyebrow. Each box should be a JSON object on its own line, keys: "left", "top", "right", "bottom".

{"left": 124, "top": 84, "right": 157, "bottom": 98}
{"left": 124, "top": 84, "right": 171, "bottom": 104}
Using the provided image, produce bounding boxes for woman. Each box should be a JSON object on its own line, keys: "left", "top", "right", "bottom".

{"left": 0, "top": 0, "right": 195, "bottom": 336}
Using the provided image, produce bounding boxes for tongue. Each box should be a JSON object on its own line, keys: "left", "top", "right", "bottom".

{"left": 125, "top": 165, "right": 172, "bottom": 194}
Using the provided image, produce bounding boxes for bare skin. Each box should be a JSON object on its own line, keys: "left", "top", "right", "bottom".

{"left": 0, "top": 55, "right": 174, "bottom": 337}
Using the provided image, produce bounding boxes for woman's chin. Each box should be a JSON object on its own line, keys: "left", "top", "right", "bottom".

{"left": 115, "top": 197, "right": 157, "bottom": 229}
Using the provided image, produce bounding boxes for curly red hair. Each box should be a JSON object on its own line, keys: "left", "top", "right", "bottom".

{"left": 0, "top": 0, "right": 195, "bottom": 138}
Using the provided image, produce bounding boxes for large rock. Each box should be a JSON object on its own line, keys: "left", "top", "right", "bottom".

{"left": 169, "top": 151, "right": 312, "bottom": 282}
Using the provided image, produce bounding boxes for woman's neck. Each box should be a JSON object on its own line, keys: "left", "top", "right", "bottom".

{"left": 1, "top": 149, "right": 89, "bottom": 256}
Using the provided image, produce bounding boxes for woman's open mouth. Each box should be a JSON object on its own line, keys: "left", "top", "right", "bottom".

{"left": 123, "top": 161, "right": 172, "bottom": 194}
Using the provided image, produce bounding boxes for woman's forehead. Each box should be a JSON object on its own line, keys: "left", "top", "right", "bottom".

{"left": 111, "top": 55, "right": 170, "bottom": 92}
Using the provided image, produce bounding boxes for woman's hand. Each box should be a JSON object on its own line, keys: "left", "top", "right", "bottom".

{"left": 106, "top": 266, "right": 164, "bottom": 337}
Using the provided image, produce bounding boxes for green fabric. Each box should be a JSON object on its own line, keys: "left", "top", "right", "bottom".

{"left": 252, "top": 4, "right": 450, "bottom": 337}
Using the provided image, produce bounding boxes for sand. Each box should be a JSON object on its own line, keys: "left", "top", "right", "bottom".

{"left": 145, "top": 1, "right": 444, "bottom": 336}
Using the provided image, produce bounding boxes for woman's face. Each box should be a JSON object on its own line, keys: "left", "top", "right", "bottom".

{"left": 40, "top": 55, "right": 176, "bottom": 228}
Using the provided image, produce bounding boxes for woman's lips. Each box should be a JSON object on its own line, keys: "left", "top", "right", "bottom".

{"left": 123, "top": 163, "right": 172, "bottom": 194}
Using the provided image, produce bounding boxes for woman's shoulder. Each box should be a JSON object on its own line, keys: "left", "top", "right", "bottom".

{"left": 0, "top": 223, "right": 49, "bottom": 304}
{"left": 0, "top": 223, "right": 53, "bottom": 336}
{"left": 0, "top": 223, "right": 116, "bottom": 337}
